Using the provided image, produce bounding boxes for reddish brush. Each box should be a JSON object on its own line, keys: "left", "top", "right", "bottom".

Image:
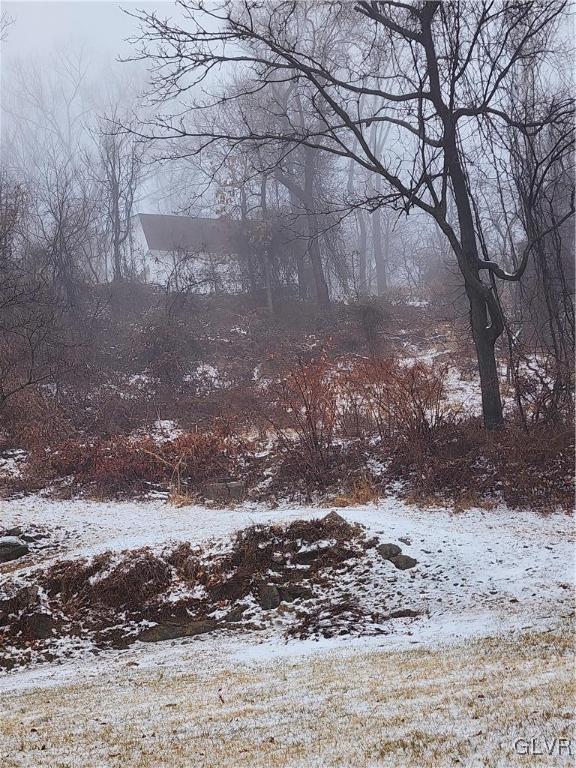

{"left": 28, "top": 429, "right": 239, "bottom": 497}
{"left": 388, "top": 420, "right": 574, "bottom": 512}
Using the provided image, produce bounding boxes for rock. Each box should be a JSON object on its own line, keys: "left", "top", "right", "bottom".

{"left": 389, "top": 554, "right": 418, "bottom": 570}
{"left": 278, "top": 584, "right": 314, "bottom": 603}
{"left": 138, "top": 619, "right": 218, "bottom": 643}
{"left": 294, "top": 549, "right": 320, "bottom": 564}
{"left": 226, "top": 481, "right": 246, "bottom": 499}
{"left": 3, "top": 527, "right": 23, "bottom": 537}
{"left": 0, "top": 585, "right": 39, "bottom": 620}
{"left": 25, "top": 612, "right": 56, "bottom": 639}
{"left": 377, "top": 543, "right": 402, "bottom": 560}
{"left": 386, "top": 608, "right": 420, "bottom": 619}
{"left": 322, "top": 510, "right": 348, "bottom": 526}
{"left": 224, "top": 605, "right": 245, "bottom": 623}
{"left": 0, "top": 537, "right": 29, "bottom": 563}
{"left": 203, "top": 480, "right": 245, "bottom": 501}
{"left": 254, "top": 582, "right": 281, "bottom": 610}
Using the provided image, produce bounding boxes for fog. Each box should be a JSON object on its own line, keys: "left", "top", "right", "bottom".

{"left": 0, "top": 0, "right": 573, "bottom": 423}
{"left": 0, "top": 3, "right": 574, "bottom": 758}
{"left": 2, "top": 1, "right": 166, "bottom": 62}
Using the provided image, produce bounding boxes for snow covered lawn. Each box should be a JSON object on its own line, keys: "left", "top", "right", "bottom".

{"left": 0, "top": 496, "right": 574, "bottom": 765}
{"left": 1, "top": 495, "right": 572, "bottom": 643}
{"left": 1, "top": 625, "right": 573, "bottom": 767}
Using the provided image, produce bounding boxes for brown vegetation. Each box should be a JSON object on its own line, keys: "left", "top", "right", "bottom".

{"left": 0, "top": 293, "right": 571, "bottom": 512}
{"left": 0, "top": 514, "right": 379, "bottom": 667}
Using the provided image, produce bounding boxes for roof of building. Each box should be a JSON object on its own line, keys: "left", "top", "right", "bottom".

{"left": 137, "top": 213, "right": 254, "bottom": 254}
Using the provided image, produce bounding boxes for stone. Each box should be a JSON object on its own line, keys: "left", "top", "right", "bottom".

{"left": 0, "top": 537, "right": 29, "bottom": 563}
{"left": 389, "top": 554, "right": 418, "bottom": 570}
{"left": 224, "top": 605, "right": 245, "bottom": 623}
{"left": 3, "top": 527, "right": 23, "bottom": 537}
{"left": 138, "top": 619, "right": 218, "bottom": 643}
{"left": 25, "top": 612, "right": 56, "bottom": 640}
{"left": 322, "top": 510, "right": 348, "bottom": 526}
{"left": 377, "top": 543, "right": 402, "bottom": 560}
{"left": 294, "top": 548, "right": 320, "bottom": 564}
{"left": 203, "top": 480, "right": 246, "bottom": 501}
{"left": 0, "top": 585, "right": 39, "bottom": 620}
{"left": 254, "top": 582, "right": 281, "bottom": 610}
{"left": 386, "top": 608, "right": 420, "bottom": 619}
{"left": 278, "top": 584, "right": 314, "bottom": 603}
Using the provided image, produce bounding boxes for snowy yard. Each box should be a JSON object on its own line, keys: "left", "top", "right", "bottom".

{"left": 1, "top": 0, "right": 574, "bottom": 764}
{"left": 1, "top": 625, "right": 573, "bottom": 767}
{"left": 1, "top": 496, "right": 574, "bottom": 766}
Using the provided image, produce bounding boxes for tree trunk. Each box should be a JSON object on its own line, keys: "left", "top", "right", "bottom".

{"left": 371, "top": 160, "right": 388, "bottom": 296}
{"left": 306, "top": 208, "right": 330, "bottom": 307}
{"left": 347, "top": 150, "right": 368, "bottom": 295}
{"left": 112, "top": 184, "right": 122, "bottom": 282}
{"left": 453, "top": 202, "right": 505, "bottom": 430}
{"left": 289, "top": 191, "right": 309, "bottom": 299}
{"left": 420, "top": 12, "right": 505, "bottom": 430}
{"left": 260, "top": 175, "right": 275, "bottom": 316}
{"left": 274, "top": 156, "right": 329, "bottom": 306}
{"left": 296, "top": 247, "right": 308, "bottom": 299}
{"left": 467, "top": 285, "right": 504, "bottom": 429}
{"left": 357, "top": 210, "right": 368, "bottom": 293}
{"left": 303, "top": 151, "right": 330, "bottom": 307}
{"left": 373, "top": 207, "right": 387, "bottom": 295}
{"left": 239, "top": 186, "right": 257, "bottom": 296}
{"left": 262, "top": 256, "right": 274, "bottom": 315}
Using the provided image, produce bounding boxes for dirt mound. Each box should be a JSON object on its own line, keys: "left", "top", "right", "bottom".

{"left": 0, "top": 514, "right": 422, "bottom": 670}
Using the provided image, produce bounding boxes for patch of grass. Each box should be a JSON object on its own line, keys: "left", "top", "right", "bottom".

{"left": 0, "top": 625, "right": 573, "bottom": 767}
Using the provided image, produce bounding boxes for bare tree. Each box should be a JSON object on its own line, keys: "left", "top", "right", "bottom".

{"left": 129, "top": 0, "right": 574, "bottom": 428}
{"left": 0, "top": 10, "right": 14, "bottom": 41}
{"left": 91, "top": 109, "right": 143, "bottom": 282}
{"left": 0, "top": 172, "right": 72, "bottom": 412}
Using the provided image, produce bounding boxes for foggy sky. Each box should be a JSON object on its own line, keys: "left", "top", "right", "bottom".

{"left": 2, "top": 1, "right": 172, "bottom": 67}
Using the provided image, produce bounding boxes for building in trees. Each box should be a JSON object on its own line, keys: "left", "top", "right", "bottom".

{"left": 134, "top": 212, "right": 300, "bottom": 305}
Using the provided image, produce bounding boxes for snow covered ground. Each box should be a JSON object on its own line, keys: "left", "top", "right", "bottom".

{"left": 1, "top": 496, "right": 573, "bottom": 674}
{"left": 1, "top": 624, "right": 574, "bottom": 768}
{"left": 0, "top": 496, "right": 574, "bottom": 765}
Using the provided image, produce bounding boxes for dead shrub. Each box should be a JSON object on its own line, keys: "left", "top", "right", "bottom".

{"left": 267, "top": 357, "right": 339, "bottom": 478}
{"left": 331, "top": 476, "right": 380, "bottom": 507}
{"left": 163, "top": 429, "right": 236, "bottom": 490}
{"left": 388, "top": 419, "right": 573, "bottom": 512}
{"left": 509, "top": 353, "right": 575, "bottom": 426}
{"left": 27, "top": 427, "right": 239, "bottom": 497}
{"left": 0, "top": 387, "right": 72, "bottom": 453}
{"left": 133, "top": 312, "right": 200, "bottom": 387}
{"left": 90, "top": 550, "right": 172, "bottom": 608}
{"left": 40, "top": 549, "right": 173, "bottom": 620}
{"left": 269, "top": 439, "right": 369, "bottom": 499}
{"left": 165, "top": 542, "right": 204, "bottom": 583}
{"left": 342, "top": 357, "right": 452, "bottom": 440}
{"left": 32, "top": 436, "right": 165, "bottom": 496}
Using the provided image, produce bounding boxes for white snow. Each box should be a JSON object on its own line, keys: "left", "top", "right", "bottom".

{"left": 0, "top": 495, "right": 573, "bottom": 694}
{"left": 0, "top": 449, "right": 27, "bottom": 479}
{"left": 150, "top": 419, "right": 184, "bottom": 442}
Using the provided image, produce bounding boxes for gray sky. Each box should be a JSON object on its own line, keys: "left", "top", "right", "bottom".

{"left": 2, "top": 1, "right": 173, "bottom": 66}
{"left": 1, "top": 1, "right": 184, "bottom": 213}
